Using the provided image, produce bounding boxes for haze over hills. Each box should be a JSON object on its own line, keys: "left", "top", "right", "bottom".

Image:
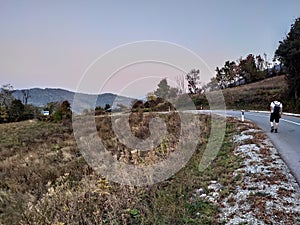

{"left": 12, "top": 88, "right": 134, "bottom": 113}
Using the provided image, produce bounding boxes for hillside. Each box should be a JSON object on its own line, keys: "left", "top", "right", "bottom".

{"left": 221, "top": 75, "right": 287, "bottom": 111}
{"left": 13, "top": 88, "right": 134, "bottom": 113}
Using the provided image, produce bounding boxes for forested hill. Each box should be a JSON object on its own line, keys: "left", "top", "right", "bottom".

{"left": 12, "top": 88, "right": 133, "bottom": 112}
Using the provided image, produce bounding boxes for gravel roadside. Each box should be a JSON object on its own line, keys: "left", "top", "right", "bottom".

{"left": 197, "top": 119, "right": 300, "bottom": 224}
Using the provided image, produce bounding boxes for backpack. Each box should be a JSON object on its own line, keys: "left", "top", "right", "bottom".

{"left": 273, "top": 102, "right": 281, "bottom": 115}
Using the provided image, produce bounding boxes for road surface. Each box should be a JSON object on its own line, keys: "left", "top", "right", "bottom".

{"left": 224, "top": 110, "right": 300, "bottom": 185}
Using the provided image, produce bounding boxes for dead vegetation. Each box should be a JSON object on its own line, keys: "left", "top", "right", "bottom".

{"left": 0, "top": 112, "right": 235, "bottom": 224}
{"left": 1, "top": 114, "right": 299, "bottom": 224}
{"left": 221, "top": 75, "right": 287, "bottom": 110}
{"left": 1, "top": 113, "right": 221, "bottom": 224}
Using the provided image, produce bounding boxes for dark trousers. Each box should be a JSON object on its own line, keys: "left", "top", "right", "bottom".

{"left": 270, "top": 113, "right": 280, "bottom": 123}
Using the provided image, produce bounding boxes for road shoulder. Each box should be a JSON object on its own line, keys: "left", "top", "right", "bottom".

{"left": 199, "top": 118, "right": 300, "bottom": 224}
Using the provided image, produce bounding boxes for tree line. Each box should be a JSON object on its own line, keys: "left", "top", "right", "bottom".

{"left": 148, "top": 17, "right": 300, "bottom": 111}
{"left": 0, "top": 84, "right": 72, "bottom": 123}
{"left": 275, "top": 17, "right": 300, "bottom": 101}
{"left": 210, "top": 17, "right": 300, "bottom": 103}
{"left": 214, "top": 53, "right": 282, "bottom": 89}
{"left": 129, "top": 17, "right": 300, "bottom": 113}
{"left": 0, "top": 84, "right": 36, "bottom": 123}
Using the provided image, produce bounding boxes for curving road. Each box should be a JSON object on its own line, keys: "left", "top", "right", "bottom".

{"left": 224, "top": 110, "right": 300, "bottom": 185}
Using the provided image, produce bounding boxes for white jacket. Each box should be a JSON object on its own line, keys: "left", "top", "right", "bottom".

{"left": 270, "top": 101, "right": 282, "bottom": 113}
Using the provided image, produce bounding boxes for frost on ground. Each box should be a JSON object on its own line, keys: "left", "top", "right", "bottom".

{"left": 196, "top": 121, "right": 300, "bottom": 225}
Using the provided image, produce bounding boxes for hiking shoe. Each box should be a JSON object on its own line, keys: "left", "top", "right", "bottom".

{"left": 275, "top": 129, "right": 278, "bottom": 133}
{"left": 271, "top": 127, "right": 274, "bottom": 133}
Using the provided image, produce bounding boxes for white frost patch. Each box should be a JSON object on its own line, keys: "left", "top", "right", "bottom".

{"left": 232, "top": 134, "right": 253, "bottom": 143}
{"left": 193, "top": 180, "right": 223, "bottom": 204}
{"left": 218, "top": 123, "right": 300, "bottom": 224}
{"left": 241, "top": 128, "right": 261, "bottom": 134}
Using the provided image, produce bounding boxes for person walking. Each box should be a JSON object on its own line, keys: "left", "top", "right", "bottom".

{"left": 270, "top": 100, "right": 283, "bottom": 133}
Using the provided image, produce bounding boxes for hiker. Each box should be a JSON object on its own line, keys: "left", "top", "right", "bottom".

{"left": 270, "top": 100, "right": 283, "bottom": 133}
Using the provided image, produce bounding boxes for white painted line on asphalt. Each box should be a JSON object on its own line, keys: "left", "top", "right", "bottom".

{"left": 246, "top": 112, "right": 300, "bottom": 126}
{"left": 246, "top": 112, "right": 269, "bottom": 118}
{"left": 281, "top": 119, "right": 300, "bottom": 126}
{"left": 249, "top": 110, "right": 300, "bottom": 117}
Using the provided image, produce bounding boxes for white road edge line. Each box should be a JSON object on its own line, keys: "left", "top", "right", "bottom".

{"left": 246, "top": 112, "right": 300, "bottom": 126}
{"left": 280, "top": 119, "right": 300, "bottom": 126}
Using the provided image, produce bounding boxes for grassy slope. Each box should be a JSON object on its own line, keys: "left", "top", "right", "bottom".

{"left": 221, "top": 75, "right": 287, "bottom": 111}
{"left": 192, "top": 75, "right": 295, "bottom": 112}
{"left": 0, "top": 115, "right": 244, "bottom": 225}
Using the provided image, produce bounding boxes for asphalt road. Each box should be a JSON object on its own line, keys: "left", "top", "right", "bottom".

{"left": 225, "top": 110, "right": 300, "bottom": 185}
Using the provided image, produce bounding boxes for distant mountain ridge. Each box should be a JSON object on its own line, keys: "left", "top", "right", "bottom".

{"left": 13, "top": 88, "right": 134, "bottom": 113}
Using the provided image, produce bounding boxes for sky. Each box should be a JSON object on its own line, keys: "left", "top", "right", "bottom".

{"left": 0, "top": 0, "right": 299, "bottom": 98}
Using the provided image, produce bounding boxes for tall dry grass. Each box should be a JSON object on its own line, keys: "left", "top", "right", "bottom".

{"left": 1, "top": 114, "right": 242, "bottom": 224}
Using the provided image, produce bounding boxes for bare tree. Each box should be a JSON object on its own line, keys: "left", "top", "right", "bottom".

{"left": 0, "top": 84, "right": 14, "bottom": 108}
{"left": 176, "top": 74, "right": 185, "bottom": 94}
{"left": 21, "top": 89, "right": 31, "bottom": 105}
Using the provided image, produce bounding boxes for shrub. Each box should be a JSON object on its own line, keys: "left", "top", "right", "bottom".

{"left": 53, "top": 100, "right": 72, "bottom": 122}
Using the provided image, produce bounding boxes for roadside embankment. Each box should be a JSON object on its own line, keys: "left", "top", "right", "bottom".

{"left": 197, "top": 118, "right": 300, "bottom": 224}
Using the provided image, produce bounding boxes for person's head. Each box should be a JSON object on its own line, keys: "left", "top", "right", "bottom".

{"left": 271, "top": 95, "right": 278, "bottom": 102}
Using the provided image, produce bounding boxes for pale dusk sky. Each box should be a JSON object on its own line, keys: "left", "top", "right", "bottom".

{"left": 0, "top": 0, "right": 299, "bottom": 97}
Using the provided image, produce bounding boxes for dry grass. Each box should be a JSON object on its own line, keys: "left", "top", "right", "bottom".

{"left": 96, "top": 112, "right": 182, "bottom": 165}
{"left": 220, "top": 75, "right": 287, "bottom": 110}
{"left": 224, "top": 75, "right": 286, "bottom": 93}
{"left": 0, "top": 114, "right": 242, "bottom": 225}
